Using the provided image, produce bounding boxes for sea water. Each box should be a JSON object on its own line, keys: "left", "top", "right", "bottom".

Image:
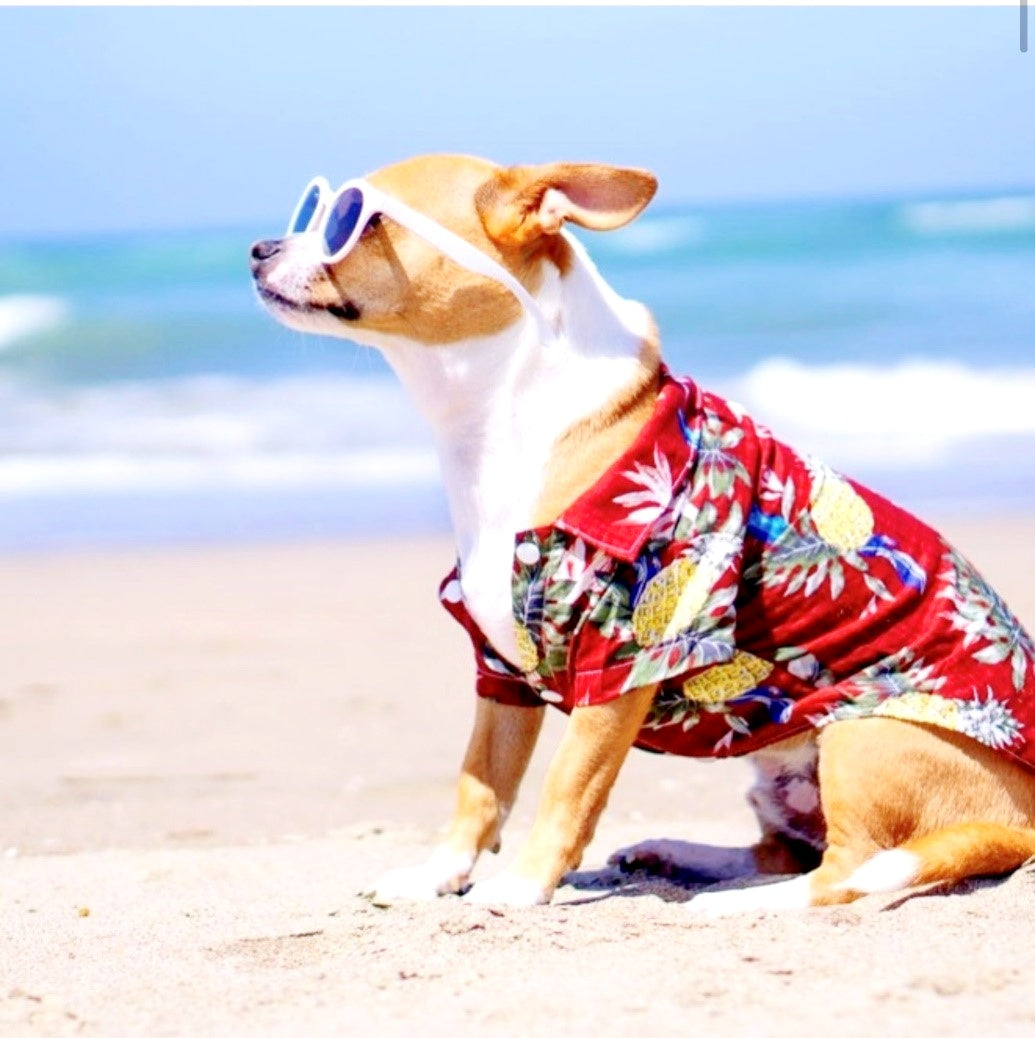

{"left": 1, "top": 190, "right": 1034, "bottom": 550}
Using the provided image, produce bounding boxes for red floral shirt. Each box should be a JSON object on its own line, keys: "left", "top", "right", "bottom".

{"left": 440, "top": 368, "right": 1035, "bottom": 770}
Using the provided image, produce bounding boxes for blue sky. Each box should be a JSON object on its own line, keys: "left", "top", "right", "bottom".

{"left": 1, "top": 6, "right": 1032, "bottom": 237}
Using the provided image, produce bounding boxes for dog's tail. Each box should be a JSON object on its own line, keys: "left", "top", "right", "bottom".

{"left": 837, "top": 822, "right": 1035, "bottom": 896}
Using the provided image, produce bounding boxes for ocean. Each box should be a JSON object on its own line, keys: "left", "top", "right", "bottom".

{"left": 2, "top": 190, "right": 1034, "bottom": 551}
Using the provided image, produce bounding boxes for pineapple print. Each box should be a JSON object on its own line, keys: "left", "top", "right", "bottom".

{"left": 682, "top": 651, "right": 774, "bottom": 705}
{"left": 873, "top": 691, "right": 961, "bottom": 729}
{"left": 632, "top": 557, "right": 720, "bottom": 647}
{"left": 513, "top": 622, "right": 539, "bottom": 673}
{"left": 939, "top": 547, "right": 1035, "bottom": 692}
{"left": 810, "top": 472, "right": 873, "bottom": 552}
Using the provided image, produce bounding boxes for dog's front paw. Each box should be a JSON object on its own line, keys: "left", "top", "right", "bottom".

{"left": 462, "top": 872, "right": 550, "bottom": 907}
{"left": 363, "top": 847, "right": 474, "bottom": 907}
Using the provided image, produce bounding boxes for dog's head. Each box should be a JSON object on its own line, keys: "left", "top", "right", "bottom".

{"left": 250, "top": 154, "right": 657, "bottom": 349}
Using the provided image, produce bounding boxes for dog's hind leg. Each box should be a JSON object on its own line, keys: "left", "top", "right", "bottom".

{"left": 838, "top": 821, "right": 1035, "bottom": 897}
{"left": 686, "top": 717, "right": 1035, "bottom": 916}
{"left": 609, "top": 838, "right": 760, "bottom": 883}
{"left": 609, "top": 732, "right": 823, "bottom": 883}
{"left": 609, "top": 829, "right": 823, "bottom": 880}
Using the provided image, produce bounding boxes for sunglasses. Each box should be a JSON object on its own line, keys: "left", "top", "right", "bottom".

{"left": 286, "top": 176, "right": 554, "bottom": 341}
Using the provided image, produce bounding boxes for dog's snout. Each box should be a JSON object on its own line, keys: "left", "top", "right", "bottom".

{"left": 250, "top": 238, "right": 282, "bottom": 272}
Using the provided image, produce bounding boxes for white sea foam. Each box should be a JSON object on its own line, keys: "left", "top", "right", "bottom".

{"left": 0, "top": 373, "right": 427, "bottom": 454}
{"left": 0, "top": 294, "right": 68, "bottom": 349}
{"left": 0, "top": 448, "right": 439, "bottom": 497}
{"left": 605, "top": 214, "right": 704, "bottom": 256}
{"left": 901, "top": 195, "right": 1035, "bottom": 236}
{"left": 1, "top": 361, "right": 1034, "bottom": 498}
{"left": 0, "top": 373, "right": 438, "bottom": 496}
{"left": 727, "top": 358, "right": 1035, "bottom": 468}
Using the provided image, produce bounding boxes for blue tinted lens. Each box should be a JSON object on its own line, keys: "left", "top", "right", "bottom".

{"left": 324, "top": 187, "right": 365, "bottom": 257}
{"left": 291, "top": 184, "right": 321, "bottom": 234}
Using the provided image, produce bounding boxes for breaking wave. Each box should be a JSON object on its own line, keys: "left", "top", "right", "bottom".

{"left": 726, "top": 358, "right": 1035, "bottom": 468}
{"left": 900, "top": 195, "right": 1035, "bottom": 237}
{"left": 0, "top": 294, "right": 68, "bottom": 350}
{"left": 1, "top": 361, "right": 1034, "bottom": 498}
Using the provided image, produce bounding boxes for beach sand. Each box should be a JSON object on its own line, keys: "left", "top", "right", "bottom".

{"left": 3, "top": 516, "right": 1035, "bottom": 1036}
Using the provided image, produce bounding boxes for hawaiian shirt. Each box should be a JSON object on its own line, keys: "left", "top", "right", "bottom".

{"left": 439, "top": 367, "right": 1035, "bottom": 771}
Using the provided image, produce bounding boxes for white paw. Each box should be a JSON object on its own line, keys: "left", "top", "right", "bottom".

{"left": 609, "top": 839, "right": 754, "bottom": 881}
{"left": 462, "top": 872, "right": 550, "bottom": 907}
{"left": 685, "top": 874, "right": 813, "bottom": 918}
{"left": 364, "top": 847, "right": 474, "bottom": 907}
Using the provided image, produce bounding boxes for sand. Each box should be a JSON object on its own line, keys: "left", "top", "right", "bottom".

{"left": 3, "top": 516, "right": 1035, "bottom": 1036}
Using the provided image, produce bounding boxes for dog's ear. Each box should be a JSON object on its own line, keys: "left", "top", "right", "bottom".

{"left": 476, "top": 162, "right": 658, "bottom": 247}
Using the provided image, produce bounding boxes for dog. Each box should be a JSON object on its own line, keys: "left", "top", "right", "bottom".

{"left": 251, "top": 155, "right": 1035, "bottom": 915}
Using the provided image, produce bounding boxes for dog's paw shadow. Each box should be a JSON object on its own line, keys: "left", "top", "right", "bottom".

{"left": 561, "top": 859, "right": 803, "bottom": 907}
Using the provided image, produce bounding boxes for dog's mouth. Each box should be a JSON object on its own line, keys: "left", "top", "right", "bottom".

{"left": 255, "top": 283, "right": 361, "bottom": 322}
{"left": 255, "top": 283, "right": 304, "bottom": 312}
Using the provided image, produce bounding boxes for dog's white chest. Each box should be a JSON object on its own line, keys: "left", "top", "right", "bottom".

{"left": 374, "top": 238, "right": 654, "bottom": 674}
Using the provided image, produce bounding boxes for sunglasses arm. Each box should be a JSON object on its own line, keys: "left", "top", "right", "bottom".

{"left": 360, "top": 185, "right": 559, "bottom": 346}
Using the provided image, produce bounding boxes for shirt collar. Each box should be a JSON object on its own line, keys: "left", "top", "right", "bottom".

{"left": 554, "top": 365, "right": 700, "bottom": 562}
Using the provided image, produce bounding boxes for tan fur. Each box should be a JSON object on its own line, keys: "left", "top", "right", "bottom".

{"left": 442, "top": 698, "right": 545, "bottom": 858}
{"left": 440, "top": 687, "right": 655, "bottom": 896}
{"left": 804, "top": 719, "right": 1035, "bottom": 904}
{"left": 295, "top": 155, "right": 658, "bottom": 347}
{"left": 533, "top": 330, "right": 662, "bottom": 526}
{"left": 882, "top": 822, "right": 1035, "bottom": 885}
{"left": 313, "top": 155, "right": 528, "bottom": 344}
{"left": 752, "top": 832, "right": 823, "bottom": 876}
{"left": 507, "top": 685, "right": 657, "bottom": 891}
{"left": 475, "top": 162, "right": 658, "bottom": 245}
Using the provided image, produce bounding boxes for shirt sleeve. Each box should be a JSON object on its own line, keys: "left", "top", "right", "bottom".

{"left": 438, "top": 569, "right": 543, "bottom": 709}
{"left": 474, "top": 649, "right": 545, "bottom": 708}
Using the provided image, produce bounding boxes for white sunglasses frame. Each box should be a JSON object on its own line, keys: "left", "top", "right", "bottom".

{"left": 286, "top": 175, "right": 332, "bottom": 239}
{"left": 286, "top": 176, "right": 555, "bottom": 343}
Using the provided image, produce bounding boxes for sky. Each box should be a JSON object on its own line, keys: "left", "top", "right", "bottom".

{"left": 0, "top": 5, "right": 1032, "bottom": 238}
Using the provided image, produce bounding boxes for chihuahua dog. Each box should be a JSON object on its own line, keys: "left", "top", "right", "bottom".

{"left": 251, "top": 155, "right": 1035, "bottom": 915}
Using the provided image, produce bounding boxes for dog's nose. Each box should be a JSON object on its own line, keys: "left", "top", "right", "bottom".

{"left": 250, "top": 238, "right": 281, "bottom": 272}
